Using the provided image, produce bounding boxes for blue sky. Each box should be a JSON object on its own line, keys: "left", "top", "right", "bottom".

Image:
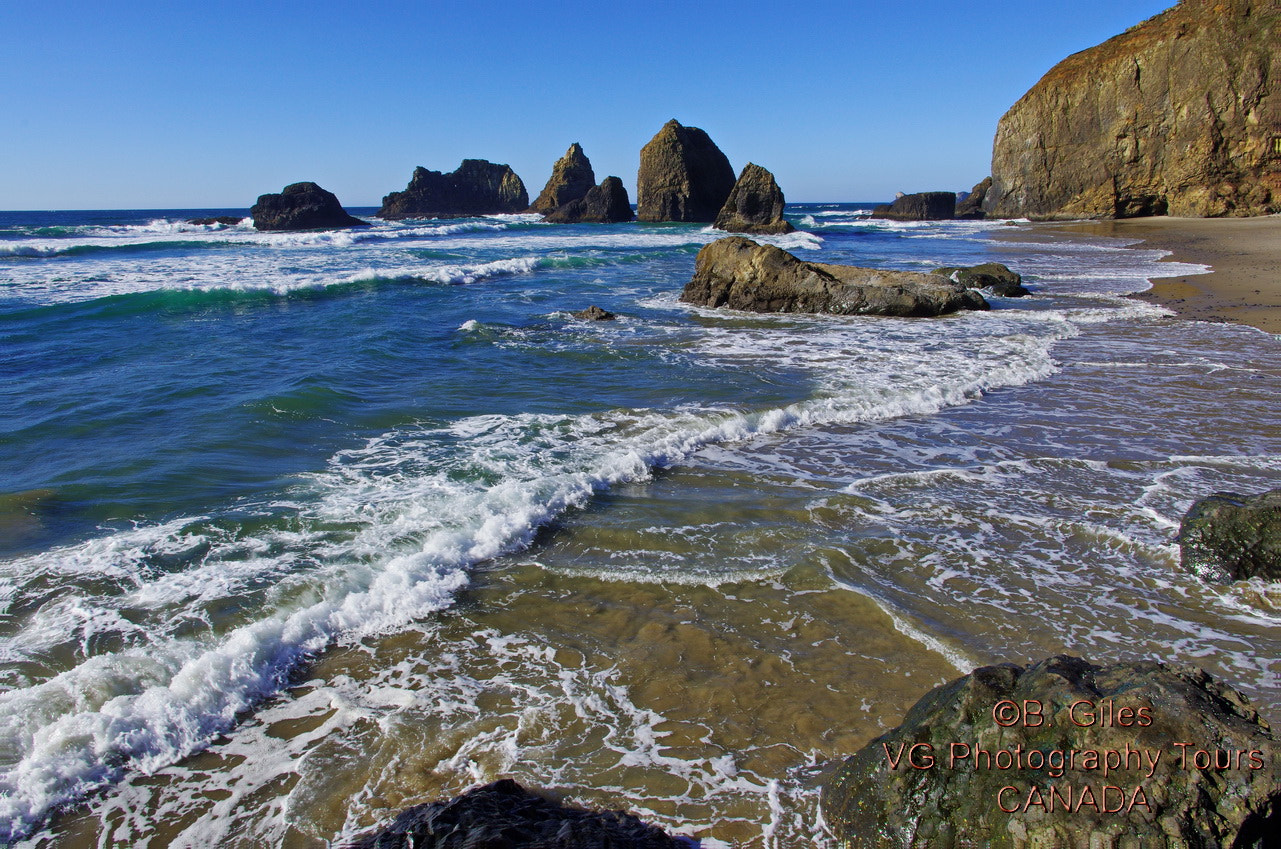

{"left": 1, "top": 0, "right": 1174, "bottom": 209}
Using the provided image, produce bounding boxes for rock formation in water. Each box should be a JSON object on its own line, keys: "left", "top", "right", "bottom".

{"left": 186, "top": 216, "right": 244, "bottom": 226}
{"left": 713, "top": 163, "right": 794, "bottom": 234}
{"left": 250, "top": 183, "right": 368, "bottom": 231}
{"left": 636, "top": 119, "right": 736, "bottom": 222}
{"left": 544, "top": 176, "right": 634, "bottom": 223}
{"left": 1179, "top": 489, "right": 1281, "bottom": 582}
{"left": 378, "top": 160, "right": 529, "bottom": 219}
{"left": 530, "top": 143, "right": 596, "bottom": 215}
{"left": 985, "top": 0, "right": 1280, "bottom": 219}
{"left": 571, "top": 305, "right": 616, "bottom": 321}
{"left": 871, "top": 191, "right": 957, "bottom": 221}
{"left": 680, "top": 237, "right": 987, "bottom": 317}
{"left": 932, "top": 261, "right": 1029, "bottom": 297}
{"left": 348, "top": 779, "right": 687, "bottom": 848}
{"left": 822, "top": 655, "right": 1281, "bottom": 849}
{"left": 954, "top": 177, "right": 992, "bottom": 220}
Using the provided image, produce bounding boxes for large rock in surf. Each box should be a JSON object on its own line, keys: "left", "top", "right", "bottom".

{"left": 680, "top": 237, "right": 987, "bottom": 316}
{"left": 713, "top": 163, "right": 794, "bottom": 235}
{"left": 378, "top": 160, "right": 529, "bottom": 219}
{"left": 545, "top": 176, "right": 635, "bottom": 223}
{"left": 348, "top": 779, "right": 687, "bottom": 848}
{"left": 932, "top": 261, "right": 1029, "bottom": 297}
{"left": 822, "top": 655, "right": 1281, "bottom": 849}
{"left": 530, "top": 142, "right": 596, "bottom": 215}
{"left": 954, "top": 177, "right": 992, "bottom": 220}
{"left": 1179, "top": 489, "right": 1281, "bottom": 582}
{"left": 985, "top": 0, "right": 1280, "bottom": 219}
{"left": 636, "top": 119, "right": 736, "bottom": 222}
{"left": 871, "top": 191, "right": 957, "bottom": 221}
{"left": 250, "top": 182, "right": 368, "bottom": 231}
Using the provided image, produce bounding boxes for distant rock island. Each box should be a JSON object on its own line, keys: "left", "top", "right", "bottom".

{"left": 985, "top": 0, "right": 1280, "bottom": 219}
{"left": 250, "top": 182, "right": 368, "bottom": 231}
{"left": 637, "top": 119, "right": 736, "bottom": 222}
{"left": 530, "top": 143, "right": 595, "bottom": 214}
{"left": 545, "top": 176, "right": 634, "bottom": 223}
{"left": 714, "top": 163, "right": 794, "bottom": 234}
{"left": 378, "top": 160, "right": 529, "bottom": 219}
{"left": 871, "top": 191, "right": 958, "bottom": 221}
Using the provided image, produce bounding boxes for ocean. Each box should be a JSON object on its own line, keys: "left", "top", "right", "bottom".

{"left": 1, "top": 206, "right": 1278, "bottom": 847}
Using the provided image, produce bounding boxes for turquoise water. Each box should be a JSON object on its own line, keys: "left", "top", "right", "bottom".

{"left": 1, "top": 207, "right": 1278, "bottom": 846}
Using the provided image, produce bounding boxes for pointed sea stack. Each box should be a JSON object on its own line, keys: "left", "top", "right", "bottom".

{"left": 713, "top": 163, "right": 794, "bottom": 234}
{"left": 636, "top": 119, "right": 736, "bottom": 222}
{"left": 530, "top": 143, "right": 596, "bottom": 215}
{"left": 250, "top": 182, "right": 368, "bottom": 231}
{"left": 377, "top": 160, "right": 529, "bottom": 219}
{"left": 985, "top": 0, "right": 1280, "bottom": 218}
{"left": 545, "top": 176, "right": 634, "bottom": 223}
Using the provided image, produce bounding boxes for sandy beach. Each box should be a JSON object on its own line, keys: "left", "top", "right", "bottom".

{"left": 1042, "top": 216, "right": 1281, "bottom": 335}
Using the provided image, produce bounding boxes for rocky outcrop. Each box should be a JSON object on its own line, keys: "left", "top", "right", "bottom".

{"left": 1179, "top": 489, "right": 1281, "bottom": 582}
{"left": 985, "top": 0, "right": 1280, "bottom": 219}
{"left": 186, "top": 216, "right": 244, "bottom": 226}
{"left": 871, "top": 192, "right": 957, "bottom": 221}
{"left": 680, "top": 237, "right": 988, "bottom": 317}
{"left": 572, "top": 305, "right": 616, "bottom": 321}
{"left": 250, "top": 183, "right": 368, "bottom": 231}
{"left": 348, "top": 779, "right": 687, "bottom": 849}
{"left": 636, "top": 119, "right": 736, "bottom": 222}
{"left": 530, "top": 143, "right": 596, "bottom": 215}
{"left": 713, "top": 163, "right": 794, "bottom": 235}
{"left": 954, "top": 177, "right": 992, "bottom": 219}
{"left": 378, "top": 160, "right": 529, "bottom": 219}
{"left": 822, "top": 655, "right": 1280, "bottom": 849}
{"left": 544, "top": 176, "right": 634, "bottom": 223}
{"left": 932, "top": 261, "right": 1029, "bottom": 297}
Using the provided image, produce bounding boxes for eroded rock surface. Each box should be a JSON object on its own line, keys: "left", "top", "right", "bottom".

{"left": 545, "top": 176, "right": 634, "bottom": 223}
{"left": 378, "top": 160, "right": 528, "bottom": 219}
{"left": 714, "top": 163, "right": 794, "bottom": 235}
{"left": 932, "top": 261, "right": 1029, "bottom": 297}
{"left": 250, "top": 182, "right": 368, "bottom": 231}
{"left": 637, "top": 119, "right": 735, "bottom": 222}
{"left": 531, "top": 143, "right": 596, "bottom": 215}
{"left": 1179, "top": 489, "right": 1281, "bottom": 582}
{"left": 872, "top": 191, "right": 957, "bottom": 221}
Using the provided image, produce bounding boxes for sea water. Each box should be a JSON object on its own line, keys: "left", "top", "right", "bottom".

{"left": 1, "top": 206, "right": 1277, "bottom": 846}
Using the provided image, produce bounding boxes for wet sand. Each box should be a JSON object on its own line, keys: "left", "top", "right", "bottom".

{"left": 1044, "top": 216, "right": 1281, "bottom": 335}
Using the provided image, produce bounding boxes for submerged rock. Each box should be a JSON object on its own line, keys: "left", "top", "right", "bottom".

{"left": 680, "top": 237, "right": 987, "bottom": 317}
{"left": 636, "top": 119, "right": 736, "bottom": 222}
{"left": 530, "top": 142, "right": 596, "bottom": 215}
{"left": 378, "top": 160, "right": 529, "bottom": 219}
{"left": 932, "top": 261, "right": 1029, "bottom": 297}
{"left": 545, "top": 176, "right": 634, "bottom": 223}
{"left": 1179, "top": 489, "right": 1281, "bottom": 582}
{"left": 250, "top": 182, "right": 368, "bottom": 231}
{"left": 348, "top": 779, "right": 688, "bottom": 848}
{"left": 713, "top": 163, "right": 794, "bottom": 235}
{"left": 871, "top": 191, "right": 957, "bottom": 221}
{"left": 985, "top": 0, "right": 1280, "bottom": 218}
{"left": 186, "top": 216, "right": 244, "bottom": 226}
{"left": 572, "top": 305, "right": 616, "bottom": 321}
{"left": 954, "top": 177, "right": 992, "bottom": 220}
{"left": 822, "top": 655, "right": 1281, "bottom": 849}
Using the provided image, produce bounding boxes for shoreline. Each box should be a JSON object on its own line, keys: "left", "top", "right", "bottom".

{"left": 1017, "top": 215, "right": 1281, "bottom": 335}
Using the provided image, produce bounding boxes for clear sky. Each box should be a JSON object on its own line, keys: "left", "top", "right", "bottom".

{"left": 1, "top": 0, "right": 1175, "bottom": 210}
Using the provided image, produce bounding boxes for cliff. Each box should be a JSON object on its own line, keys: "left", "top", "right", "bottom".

{"left": 985, "top": 0, "right": 1280, "bottom": 219}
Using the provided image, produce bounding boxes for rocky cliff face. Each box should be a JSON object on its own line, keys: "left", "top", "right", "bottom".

{"left": 986, "top": 0, "right": 1280, "bottom": 219}
{"left": 714, "top": 163, "right": 794, "bottom": 234}
{"left": 530, "top": 143, "right": 596, "bottom": 215}
{"left": 250, "top": 182, "right": 368, "bottom": 231}
{"left": 378, "top": 160, "right": 528, "bottom": 219}
{"left": 636, "top": 119, "right": 736, "bottom": 222}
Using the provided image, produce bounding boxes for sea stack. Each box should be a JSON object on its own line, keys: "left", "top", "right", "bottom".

{"left": 544, "top": 176, "right": 634, "bottom": 223}
{"left": 713, "top": 163, "right": 794, "bottom": 235}
{"left": 985, "top": 0, "right": 1280, "bottom": 219}
{"left": 871, "top": 191, "right": 957, "bottom": 221}
{"left": 953, "top": 177, "right": 992, "bottom": 220}
{"left": 249, "top": 182, "right": 368, "bottom": 231}
{"left": 636, "top": 119, "right": 736, "bottom": 222}
{"left": 530, "top": 143, "right": 596, "bottom": 215}
{"left": 378, "top": 160, "right": 529, "bottom": 219}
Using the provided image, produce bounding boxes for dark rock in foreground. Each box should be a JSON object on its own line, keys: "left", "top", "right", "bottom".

{"left": 348, "top": 779, "right": 688, "bottom": 849}
{"left": 572, "top": 305, "right": 616, "bottom": 321}
{"left": 713, "top": 163, "right": 794, "bottom": 235}
{"left": 637, "top": 119, "right": 735, "bottom": 222}
{"left": 932, "top": 261, "right": 1029, "bottom": 297}
{"left": 822, "top": 655, "right": 1280, "bottom": 849}
{"left": 681, "top": 237, "right": 987, "bottom": 317}
{"left": 250, "top": 183, "right": 368, "bottom": 231}
{"left": 531, "top": 143, "right": 596, "bottom": 215}
{"left": 954, "top": 177, "right": 992, "bottom": 220}
{"left": 545, "top": 176, "right": 634, "bottom": 223}
{"left": 378, "top": 160, "right": 529, "bottom": 219}
{"left": 871, "top": 191, "right": 957, "bottom": 221}
{"left": 1180, "top": 490, "right": 1281, "bottom": 583}
{"left": 186, "top": 216, "right": 244, "bottom": 226}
